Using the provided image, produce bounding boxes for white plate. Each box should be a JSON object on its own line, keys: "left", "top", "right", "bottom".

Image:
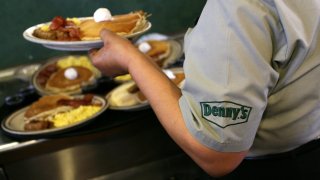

{"left": 106, "top": 81, "right": 150, "bottom": 111}
{"left": 107, "top": 67, "right": 184, "bottom": 111}
{"left": 1, "top": 95, "right": 108, "bottom": 137}
{"left": 23, "top": 18, "right": 152, "bottom": 51}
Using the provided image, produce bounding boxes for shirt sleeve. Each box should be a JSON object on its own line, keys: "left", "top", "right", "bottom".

{"left": 180, "top": 0, "right": 280, "bottom": 152}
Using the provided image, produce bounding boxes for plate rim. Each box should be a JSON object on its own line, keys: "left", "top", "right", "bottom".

{"left": 1, "top": 95, "right": 108, "bottom": 137}
{"left": 106, "top": 81, "right": 150, "bottom": 111}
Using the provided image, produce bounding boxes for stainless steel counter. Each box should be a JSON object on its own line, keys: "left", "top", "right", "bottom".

{"left": 0, "top": 108, "right": 189, "bottom": 180}
{"left": 0, "top": 99, "right": 209, "bottom": 179}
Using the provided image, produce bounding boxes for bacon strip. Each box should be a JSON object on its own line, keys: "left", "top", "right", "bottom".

{"left": 57, "top": 94, "right": 97, "bottom": 108}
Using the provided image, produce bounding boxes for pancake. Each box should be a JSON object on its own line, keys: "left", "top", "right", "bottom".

{"left": 24, "top": 94, "right": 72, "bottom": 121}
{"left": 45, "top": 66, "right": 94, "bottom": 93}
{"left": 23, "top": 94, "right": 100, "bottom": 131}
{"left": 79, "top": 11, "right": 148, "bottom": 40}
{"left": 141, "top": 40, "right": 171, "bottom": 67}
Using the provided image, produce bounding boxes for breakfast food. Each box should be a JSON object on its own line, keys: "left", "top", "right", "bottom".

{"left": 33, "top": 16, "right": 81, "bottom": 41}
{"left": 24, "top": 94, "right": 73, "bottom": 122}
{"left": 32, "top": 9, "right": 149, "bottom": 41}
{"left": 137, "top": 40, "right": 171, "bottom": 67}
{"left": 35, "top": 55, "right": 101, "bottom": 94}
{"left": 114, "top": 40, "right": 172, "bottom": 83}
{"left": 109, "top": 69, "right": 185, "bottom": 107}
{"left": 80, "top": 10, "right": 148, "bottom": 40}
{"left": 24, "top": 94, "right": 103, "bottom": 131}
{"left": 108, "top": 81, "right": 140, "bottom": 107}
{"left": 45, "top": 66, "right": 94, "bottom": 93}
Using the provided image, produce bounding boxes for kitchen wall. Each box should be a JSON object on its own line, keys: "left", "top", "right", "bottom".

{"left": 0, "top": 0, "right": 206, "bottom": 69}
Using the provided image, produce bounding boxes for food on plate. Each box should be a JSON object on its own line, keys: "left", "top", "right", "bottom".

{"left": 137, "top": 40, "right": 171, "bottom": 67}
{"left": 32, "top": 8, "right": 149, "bottom": 41}
{"left": 24, "top": 94, "right": 73, "bottom": 122}
{"left": 23, "top": 94, "right": 103, "bottom": 131}
{"left": 108, "top": 81, "right": 140, "bottom": 107}
{"left": 45, "top": 66, "right": 93, "bottom": 92}
{"left": 33, "top": 16, "right": 81, "bottom": 41}
{"left": 35, "top": 55, "right": 101, "bottom": 94}
{"left": 114, "top": 40, "right": 172, "bottom": 82}
{"left": 109, "top": 69, "right": 185, "bottom": 107}
{"left": 80, "top": 10, "right": 148, "bottom": 40}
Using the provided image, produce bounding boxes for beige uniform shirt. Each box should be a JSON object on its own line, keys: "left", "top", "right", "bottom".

{"left": 179, "top": 0, "right": 320, "bottom": 157}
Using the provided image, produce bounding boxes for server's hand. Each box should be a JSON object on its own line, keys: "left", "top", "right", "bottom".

{"left": 89, "top": 29, "right": 147, "bottom": 77}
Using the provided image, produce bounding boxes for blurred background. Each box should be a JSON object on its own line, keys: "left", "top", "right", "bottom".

{"left": 0, "top": 0, "right": 206, "bottom": 69}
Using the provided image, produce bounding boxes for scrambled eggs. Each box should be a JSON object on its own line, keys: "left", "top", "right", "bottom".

{"left": 51, "top": 105, "right": 101, "bottom": 127}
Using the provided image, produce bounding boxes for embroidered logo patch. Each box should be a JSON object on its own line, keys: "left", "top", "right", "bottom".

{"left": 200, "top": 101, "right": 252, "bottom": 128}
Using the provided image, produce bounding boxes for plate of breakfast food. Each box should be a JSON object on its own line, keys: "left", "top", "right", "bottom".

{"left": 32, "top": 55, "right": 101, "bottom": 95}
{"left": 23, "top": 8, "right": 151, "bottom": 51}
{"left": 107, "top": 68, "right": 185, "bottom": 111}
{"left": 136, "top": 39, "right": 183, "bottom": 68}
{"left": 1, "top": 94, "right": 108, "bottom": 137}
{"left": 113, "top": 39, "right": 183, "bottom": 83}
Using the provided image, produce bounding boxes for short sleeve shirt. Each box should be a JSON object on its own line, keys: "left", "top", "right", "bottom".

{"left": 179, "top": 0, "right": 320, "bottom": 157}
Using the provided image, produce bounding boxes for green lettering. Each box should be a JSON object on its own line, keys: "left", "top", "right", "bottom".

{"left": 232, "top": 108, "right": 240, "bottom": 120}
{"left": 226, "top": 107, "right": 233, "bottom": 118}
{"left": 212, "top": 106, "right": 218, "bottom": 116}
{"left": 219, "top": 107, "right": 225, "bottom": 117}
{"left": 240, "top": 107, "right": 248, "bottom": 119}
{"left": 203, "top": 104, "right": 212, "bottom": 116}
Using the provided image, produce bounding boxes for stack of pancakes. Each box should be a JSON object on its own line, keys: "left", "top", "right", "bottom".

{"left": 79, "top": 10, "right": 148, "bottom": 40}
{"left": 35, "top": 56, "right": 101, "bottom": 95}
{"left": 45, "top": 66, "right": 95, "bottom": 93}
{"left": 140, "top": 40, "right": 171, "bottom": 67}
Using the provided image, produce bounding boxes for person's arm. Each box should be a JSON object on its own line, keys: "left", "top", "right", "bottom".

{"left": 90, "top": 30, "right": 247, "bottom": 177}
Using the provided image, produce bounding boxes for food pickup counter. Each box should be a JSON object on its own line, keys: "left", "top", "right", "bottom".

{"left": 0, "top": 79, "right": 206, "bottom": 180}
{"left": 0, "top": 34, "right": 207, "bottom": 180}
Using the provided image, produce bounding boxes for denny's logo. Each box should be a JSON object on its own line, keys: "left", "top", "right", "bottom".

{"left": 200, "top": 101, "right": 252, "bottom": 128}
